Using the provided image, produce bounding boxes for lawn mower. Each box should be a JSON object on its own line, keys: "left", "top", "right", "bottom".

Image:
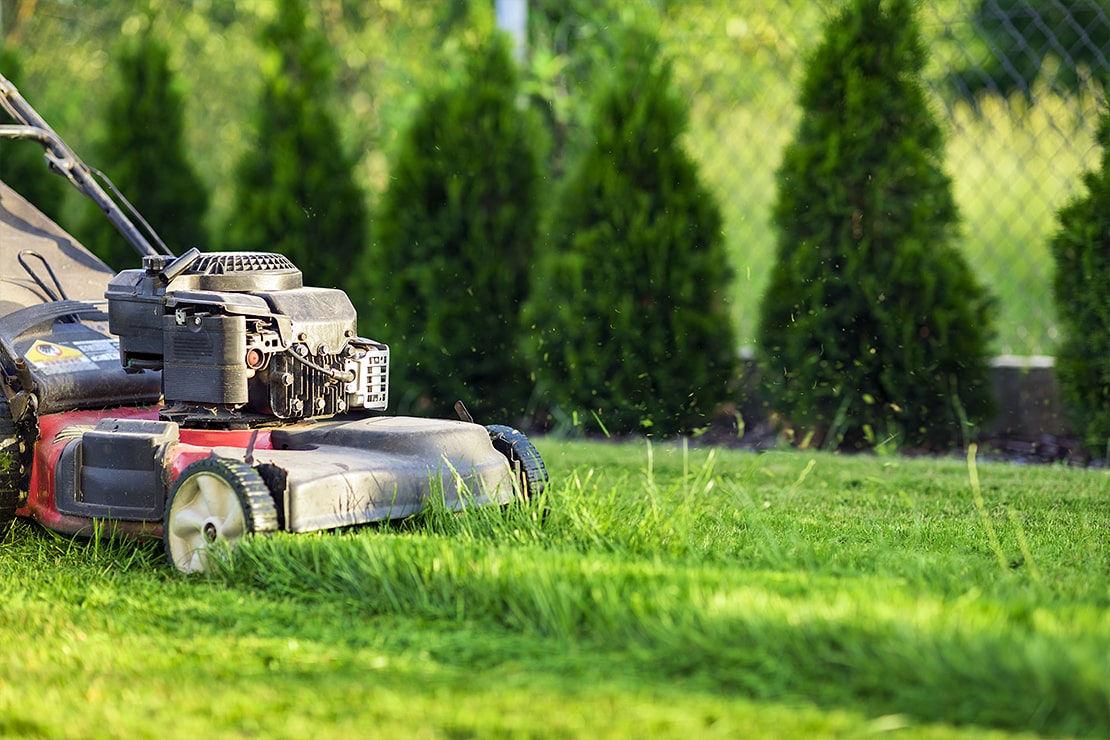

{"left": 0, "top": 73, "right": 547, "bottom": 573}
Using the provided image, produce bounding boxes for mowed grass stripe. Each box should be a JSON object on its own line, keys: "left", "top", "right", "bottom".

{"left": 1, "top": 440, "right": 1106, "bottom": 736}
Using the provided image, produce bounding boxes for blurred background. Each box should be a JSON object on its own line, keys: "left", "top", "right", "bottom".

{"left": 1, "top": 0, "right": 1106, "bottom": 358}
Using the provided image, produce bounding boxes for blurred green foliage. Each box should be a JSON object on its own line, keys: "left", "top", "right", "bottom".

{"left": 757, "top": 0, "right": 995, "bottom": 450}
{"left": 524, "top": 26, "right": 737, "bottom": 437}
{"left": 74, "top": 30, "right": 209, "bottom": 269}
{"left": 1051, "top": 111, "right": 1110, "bottom": 456}
{"left": 3, "top": 0, "right": 1098, "bottom": 359}
{"left": 2, "top": 0, "right": 1105, "bottom": 444}
{"left": 0, "top": 46, "right": 69, "bottom": 224}
{"left": 223, "top": 0, "right": 366, "bottom": 290}
{"left": 365, "top": 31, "right": 543, "bottom": 421}
{"left": 949, "top": 0, "right": 1110, "bottom": 99}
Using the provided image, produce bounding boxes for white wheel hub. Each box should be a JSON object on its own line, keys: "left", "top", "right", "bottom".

{"left": 167, "top": 471, "right": 247, "bottom": 574}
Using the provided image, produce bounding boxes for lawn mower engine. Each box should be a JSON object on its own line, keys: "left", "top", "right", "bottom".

{"left": 106, "top": 249, "right": 388, "bottom": 426}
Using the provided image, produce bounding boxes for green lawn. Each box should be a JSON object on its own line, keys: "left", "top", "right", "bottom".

{"left": 1, "top": 439, "right": 1107, "bottom": 738}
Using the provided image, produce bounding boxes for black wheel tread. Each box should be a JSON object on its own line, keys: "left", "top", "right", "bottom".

{"left": 163, "top": 456, "right": 279, "bottom": 571}
{"left": 486, "top": 424, "right": 548, "bottom": 499}
{"left": 171, "top": 456, "right": 279, "bottom": 534}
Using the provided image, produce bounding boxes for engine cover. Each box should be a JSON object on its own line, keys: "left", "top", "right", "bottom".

{"left": 105, "top": 250, "right": 388, "bottom": 425}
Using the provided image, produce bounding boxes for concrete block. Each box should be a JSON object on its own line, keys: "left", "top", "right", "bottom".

{"left": 984, "top": 355, "right": 1073, "bottom": 438}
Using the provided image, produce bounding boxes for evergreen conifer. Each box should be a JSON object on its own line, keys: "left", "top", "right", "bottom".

{"left": 225, "top": 0, "right": 366, "bottom": 292}
{"left": 524, "top": 26, "right": 736, "bottom": 437}
{"left": 80, "top": 32, "right": 209, "bottom": 269}
{"left": 757, "top": 0, "right": 994, "bottom": 449}
{"left": 0, "top": 47, "right": 72, "bottom": 225}
{"left": 367, "top": 33, "right": 542, "bottom": 421}
{"left": 1050, "top": 112, "right": 1110, "bottom": 457}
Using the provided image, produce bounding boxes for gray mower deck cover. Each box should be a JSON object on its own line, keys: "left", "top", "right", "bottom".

{"left": 218, "top": 416, "right": 518, "bottom": 531}
{"left": 0, "top": 181, "right": 120, "bottom": 310}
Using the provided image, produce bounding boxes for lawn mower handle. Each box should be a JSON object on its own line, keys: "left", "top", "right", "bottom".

{"left": 0, "top": 72, "right": 172, "bottom": 260}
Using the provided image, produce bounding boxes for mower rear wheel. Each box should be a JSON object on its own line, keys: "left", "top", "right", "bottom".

{"left": 486, "top": 425, "right": 548, "bottom": 500}
{"left": 0, "top": 396, "right": 23, "bottom": 532}
{"left": 164, "top": 457, "right": 278, "bottom": 574}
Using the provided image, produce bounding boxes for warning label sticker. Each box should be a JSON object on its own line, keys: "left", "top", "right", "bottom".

{"left": 72, "top": 338, "right": 121, "bottom": 363}
{"left": 24, "top": 340, "right": 99, "bottom": 375}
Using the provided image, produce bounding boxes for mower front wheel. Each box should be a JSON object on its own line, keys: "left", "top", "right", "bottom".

{"left": 164, "top": 457, "right": 279, "bottom": 574}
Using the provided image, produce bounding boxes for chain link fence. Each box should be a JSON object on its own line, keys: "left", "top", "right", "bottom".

{"left": 659, "top": 0, "right": 1108, "bottom": 358}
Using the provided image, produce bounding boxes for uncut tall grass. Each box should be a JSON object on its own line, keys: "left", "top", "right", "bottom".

{"left": 211, "top": 441, "right": 1110, "bottom": 737}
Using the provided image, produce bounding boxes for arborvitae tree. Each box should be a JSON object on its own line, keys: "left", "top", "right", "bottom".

{"left": 526, "top": 1, "right": 628, "bottom": 177}
{"left": 79, "top": 32, "right": 209, "bottom": 269}
{"left": 1050, "top": 112, "right": 1110, "bottom": 457}
{"left": 366, "top": 33, "right": 542, "bottom": 421}
{"left": 0, "top": 47, "right": 70, "bottom": 224}
{"left": 523, "top": 27, "right": 737, "bottom": 437}
{"left": 225, "top": 0, "right": 366, "bottom": 291}
{"left": 757, "top": 0, "right": 995, "bottom": 450}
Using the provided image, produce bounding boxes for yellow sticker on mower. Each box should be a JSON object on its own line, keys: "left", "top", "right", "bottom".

{"left": 24, "top": 340, "right": 98, "bottom": 375}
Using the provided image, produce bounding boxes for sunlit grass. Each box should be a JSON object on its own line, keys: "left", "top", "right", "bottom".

{"left": 207, "top": 440, "right": 1110, "bottom": 736}
{"left": 1, "top": 440, "right": 1108, "bottom": 736}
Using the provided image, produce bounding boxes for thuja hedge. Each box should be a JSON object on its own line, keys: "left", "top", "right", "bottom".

{"left": 365, "top": 33, "right": 542, "bottom": 421}
{"left": 80, "top": 34, "right": 209, "bottom": 269}
{"left": 0, "top": 49, "right": 70, "bottom": 226}
{"left": 225, "top": 0, "right": 367, "bottom": 293}
{"left": 1051, "top": 111, "right": 1110, "bottom": 457}
{"left": 756, "top": 0, "right": 995, "bottom": 450}
{"left": 523, "top": 27, "right": 737, "bottom": 437}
